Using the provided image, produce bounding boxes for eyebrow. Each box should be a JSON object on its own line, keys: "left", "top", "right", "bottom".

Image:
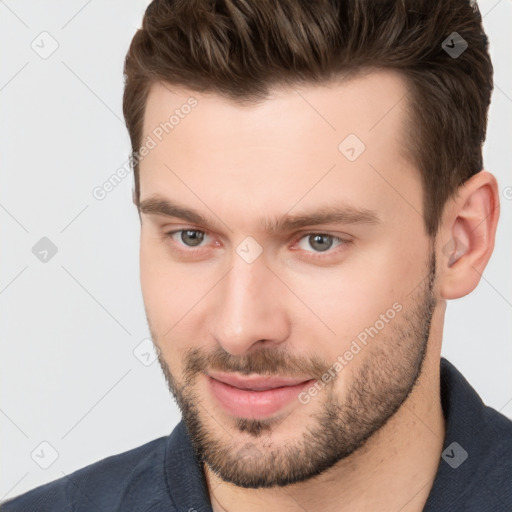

{"left": 138, "top": 195, "right": 380, "bottom": 234}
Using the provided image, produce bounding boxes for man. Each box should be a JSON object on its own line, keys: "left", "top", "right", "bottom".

{"left": 3, "top": 0, "right": 511, "bottom": 511}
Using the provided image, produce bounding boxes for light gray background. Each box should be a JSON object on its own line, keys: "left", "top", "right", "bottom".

{"left": 1, "top": 0, "right": 511, "bottom": 501}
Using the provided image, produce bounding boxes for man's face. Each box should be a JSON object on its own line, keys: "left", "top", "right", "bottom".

{"left": 138, "top": 70, "right": 437, "bottom": 487}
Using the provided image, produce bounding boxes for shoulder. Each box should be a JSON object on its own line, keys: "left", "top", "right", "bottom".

{"left": 0, "top": 436, "right": 168, "bottom": 512}
{"left": 475, "top": 406, "right": 512, "bottom": 480}
{"left": 451, "top": 404, "right": 512, "bottom": 511}
{"left": 430, "top": 358, "right": 512, "bottom": 511}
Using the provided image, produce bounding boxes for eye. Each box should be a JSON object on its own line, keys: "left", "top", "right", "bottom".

{"left": 166, "top": 229, "right": 210, "bottom": 250}
{"left": 295, "top": 233, "right": 347, "bottom": 255}
{"left": 164, "top": 229, "right": 350, "bottom": 259}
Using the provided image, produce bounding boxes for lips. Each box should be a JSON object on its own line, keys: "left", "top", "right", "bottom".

{"left": 206, "top": 371, "right": 312, "bottom": 391}
{"left": 206, "top": 372, "right": 316, "bottom": 419}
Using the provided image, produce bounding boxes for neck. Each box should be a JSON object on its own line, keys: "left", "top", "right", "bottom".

{"left": 205, "top": 325, "right": 446, "bottom": 512}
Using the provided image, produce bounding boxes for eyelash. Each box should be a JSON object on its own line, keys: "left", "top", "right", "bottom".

{"left": 163, "top": 229, "right": 351, "bottom": 259}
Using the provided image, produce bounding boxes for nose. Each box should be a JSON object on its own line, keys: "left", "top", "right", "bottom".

{"left": 209, "top": 248, "right": 290, "bottom": 356}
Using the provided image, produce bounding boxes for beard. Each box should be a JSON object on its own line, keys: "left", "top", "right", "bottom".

{"left": 151, "top": 249, "right": 437, "bottom": 489}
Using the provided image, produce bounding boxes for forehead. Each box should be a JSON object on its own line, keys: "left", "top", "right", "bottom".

{"left": 138, "top": 70, "right": 420, "bottom": 231}
{"left": 142, "top": 69, "right": 410, "bottom": 153}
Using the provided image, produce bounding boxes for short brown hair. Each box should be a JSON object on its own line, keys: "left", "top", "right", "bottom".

{"left": 122, "top": 0, "right": 493, "bottom": 236}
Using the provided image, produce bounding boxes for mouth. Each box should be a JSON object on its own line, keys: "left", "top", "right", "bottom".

{"left": 205, "top": 371, "right": 316, "bottom": 420}
{"left": 206, "top": 370, "right": 314, "bottom": 390}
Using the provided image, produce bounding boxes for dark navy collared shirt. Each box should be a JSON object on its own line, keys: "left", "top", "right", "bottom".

{"left": 2, "top": 357, "right": 512, "bottom": 511}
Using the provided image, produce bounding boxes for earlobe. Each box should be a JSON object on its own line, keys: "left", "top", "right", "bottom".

{"left": 439, "top": 171, "right": 500, "bottom": 300}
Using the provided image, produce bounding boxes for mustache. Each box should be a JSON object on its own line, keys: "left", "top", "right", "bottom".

{"left": 181, "top": 345, "right": 330, "bottom": 380}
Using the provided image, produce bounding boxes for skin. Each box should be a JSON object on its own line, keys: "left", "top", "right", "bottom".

{"left": 137, "top": 69, "right": 499, "bottom": 512}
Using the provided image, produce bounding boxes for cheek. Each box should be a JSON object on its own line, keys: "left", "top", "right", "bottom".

{"left": 140, "top": 258, "right": 189, "bottom": 375}
{"left": 140, "top": 237, "right": 190, "bottom": 335}
{"left": 139, "top": 235, "right": 217, "bottom": 366}
{"left": 287, "top": 242, "right": 424, "bottom": 351}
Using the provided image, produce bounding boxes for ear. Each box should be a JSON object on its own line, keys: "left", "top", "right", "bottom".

{"left": 437, "top": 170, "right": 500, "bottom": 300}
